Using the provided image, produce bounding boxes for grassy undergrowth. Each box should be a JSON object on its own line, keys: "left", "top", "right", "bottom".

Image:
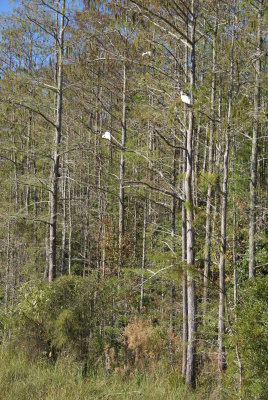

{"left": 0, "top": 349, "right": 216, "bottom": 400}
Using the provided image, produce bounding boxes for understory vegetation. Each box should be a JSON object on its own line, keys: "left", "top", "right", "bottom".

{"left": 1, "top": 275, "right": 268, "bottom": 399}
{"left": 0, "top": 350, "right": 215, "bottom": 400}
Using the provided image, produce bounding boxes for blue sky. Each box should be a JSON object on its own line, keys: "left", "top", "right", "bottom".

{"left": 0, "top": 1, "right": 83, "bottom": 14}
{"left": 0, "top": 0, "right": 18, "bottom": 13}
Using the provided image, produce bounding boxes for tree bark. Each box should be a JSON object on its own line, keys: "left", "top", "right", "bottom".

{"left": 140, "top": 199, "right": 147, "bottom": 311}
{"left": 61, "top": 156, "right": 67, "bottom": 275}
{"left": 181, "top": 190, "right": 187, "bottom": 378}
{"left": 48, "top": 0, "right": 65, "bottom": 282}
{"left": 249, "top": 1, "right": 263, "bottom": 278}
{"left": 218, "top": 21, "right": 234, "bottom": 376}
{"left": 185, "top": 1, "right": 196, "bottom": 388}
{"left": 233, "top": 198, "right": 243, "bottom": 399}
{"left": 203, "top": 12, "right": 218, "bottom": 316}
{"left": 118, "top": 61, "right": 126, "bottom": 276}
{"left": 181, "top": 19, "right": 188, "bottom": 379}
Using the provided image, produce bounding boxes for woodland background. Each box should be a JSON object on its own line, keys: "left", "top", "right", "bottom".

{"left": 0, "top": 1, "right": 267, "bottom": 399}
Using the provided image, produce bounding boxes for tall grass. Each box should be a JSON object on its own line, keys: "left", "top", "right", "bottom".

{"left": 0, "top": 348, "right": 215, "bottom": 399}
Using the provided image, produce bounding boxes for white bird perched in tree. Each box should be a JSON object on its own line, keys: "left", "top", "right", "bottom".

{"left": 102, "top": 131, "right": 111, "bottom": 141}
{"left": 102, "top": 131, "right": 124, "bottom": 149}
{"left": 142, "top": 51, "right": 152, "bottom": 57}
{"left": 180, "top": 90, "right": 191, "bottom": 106}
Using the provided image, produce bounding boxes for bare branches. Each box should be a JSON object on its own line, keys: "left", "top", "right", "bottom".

{"left": 3, "top": 98, "right": 57, "bottom": 128}
{"left": 131, "top": 0, "right": 193, "bottom": 49}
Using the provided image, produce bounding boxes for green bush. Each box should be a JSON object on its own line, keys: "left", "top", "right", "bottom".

{"left": 234, "top": 276, "right": 268, "bottom": 399}
{"left": 10, "top": 275, "right": 123, "bottom": 364}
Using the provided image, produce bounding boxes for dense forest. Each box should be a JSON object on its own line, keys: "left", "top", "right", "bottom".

{"left": 0, "top": 0, "right": 267, "bottom": 399}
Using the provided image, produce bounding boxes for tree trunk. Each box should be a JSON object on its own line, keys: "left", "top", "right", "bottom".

{"left": 233, "top": 198, "right": 243, "bottom": 399}
{"left": 68, "top": 166, "right": 72, "bottom": 275}
{"left": 185, "top": 2, "right": 196, "bottom": 388}
{"left": 4, "top": 221, "right": 10, "bottom": 311}
{"left": 218, "top": 132, "right": 229, "bottom": 375}
{"left": 181, "top": 21, "right": 188, "bottom": 379}
{"left": 118, "top": 61, "right": 126, "bottom": 276}
{"left": 140, "top": 199, "right": 147, "bottom": 311}
{"left": 169, "top": 146, "right": 177, "bottom": 363}
{"left": 218, "top": 22, "right": 234, "bottom": 376}
{"left": 61, "top": 157, "right": 67, "bottom": 275}
{"left": 181, "top": 199, "right": 187, "bottom": 378}
{"left": 203, "top": 13, "right": 218, "bottom": 316}
{"left": 48, "top": 0, "right": 65, "bottom": 282}
{"left": 249, "top": 1, "right": 263, "bottom": 278}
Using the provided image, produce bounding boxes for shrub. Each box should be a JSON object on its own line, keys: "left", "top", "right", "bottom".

{"left": 10, "top": 275, "right": 123, "bottom": 365}
{"left": 233, "top": 276, "right": 268, "bottom": 399}
{"left": 124, "top": 316, "right": 168, "bottom": 369}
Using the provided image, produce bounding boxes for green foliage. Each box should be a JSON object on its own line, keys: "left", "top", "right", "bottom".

{"left": 184, "top": 199, "right": 193, "bottom": 213}
{"left": 234, "top": 277, "right": 268, "bottom": 399}
{"left": 0, "top": 349, "right": 216, "bottom": 400}
{"left": 11, "top": 276, "right": 124, "bottom": 362}
{"left": 199, "top": 171, "right": 217, "bottom": 194}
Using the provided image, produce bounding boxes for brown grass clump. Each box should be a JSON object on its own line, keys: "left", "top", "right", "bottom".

{"left": 124, "top": 317, "right": 165, "bottom": 368}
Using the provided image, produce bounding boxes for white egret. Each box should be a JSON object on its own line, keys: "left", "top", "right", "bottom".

{"left": 102, "top": 131, "right": 111, "bottom": 141}
{"left": 142, "top": 51, "right": 152, "bottom": 57}
{"left": 102, "top": 131, "right": 124, "bottom": 149}
{"left": 180, "top": 91, "right": 191, "bottom": 106}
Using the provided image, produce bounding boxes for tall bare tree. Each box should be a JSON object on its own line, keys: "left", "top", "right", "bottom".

{"left": 185, "top": 0, "right": 196, "bottom": 388}
{"left": 218, "top": 8, "right": 235, "bottom": 376}
{"left": 249, "top": 0, "right": 264, "bottom": 278}
{"left": 203, "top": 8, "right": 218, "bottom": 316}
{"left": 49, "top": 0, "right": 66, "bottom": 281}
